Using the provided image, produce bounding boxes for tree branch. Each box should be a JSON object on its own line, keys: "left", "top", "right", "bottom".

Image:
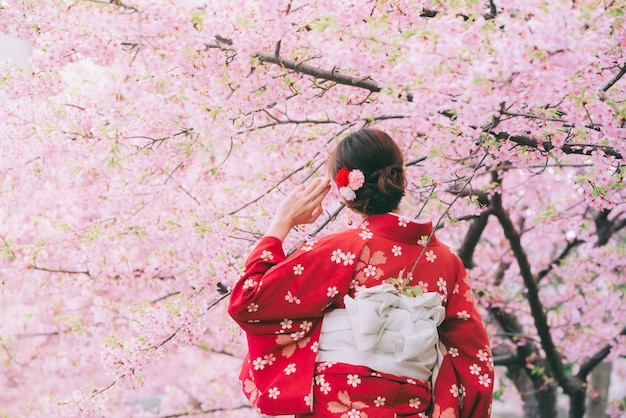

{"left": 536, "top": 238, "right": 584, "bottom": 283}
{"left": 602, "top": 63, "right": 626, "bottom": 92}
{"left": 491, "top": 132, "right": 623, "bottom": 160}
{"left": 493, "top": 354, "right": 521, "bottom": 367}
{"left": 457, "top": 209, "right": 491, "bottom": 269}
{"left": 595, "top": 209, "right": 617, "bottom": 246}
{"left": 157, "top": 404, "right": 252, "bottom": 418}
{"left": 491, "top": 186, "right": 577, "bottom": 394}
{"left": 485, "top": 0, "right": 498, "bottom": 19}
{"left": 32, "top": 265, "right": 91, "bottom": 276}
{"left": 255, "top": 52, "right": 414, "bottom": 102}
{"left": 577, "top": 324, "right": 626, "bottom": 380}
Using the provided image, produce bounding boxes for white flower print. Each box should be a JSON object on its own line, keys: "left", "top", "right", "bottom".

{"left": 469, "top": 363, "right": 482, "bottom": 375}
{"left": 437, "top": 277, "right": 447, "bottom": 294}
{"left": 371, "top": 372, "right": 381, "bottom": 377}
{"left": 417, "top": 281, "right": 429, "bottom": 292}
{"left": 391, "top": 244, "right": 402, "bottom": 256}
{"left": 409, "top": 398, "right": 422, "bottom": 408}
{"left": 284, "top": 363, "right": 297, "bottom": 375}
{"left": 425, "top": 250, "right": 437, "bottom": 262}
{"left": 331, "top": 249, "right": 344, "bottom": 264}
{"left": 417, "top": 235, "right": 429, "bottom": 246}
{"left": 280, "top": 319, "right": 293, "bottom": 329}
{"left": 359, "top": 229, "right": 373, "bottom": 240}
{"left": 363, "top": 264, "right": 377, "bottom": 277}
{"left": 453, "top": 283, "right": 460, "bottom": 294}
{"left": 301, "top": 241, "right": 316, "bottom": 252}
{"left": 407, "top": 378, "right": 416, "bottom": 385}
{"left": 397, "top": 217, "right": 408, "bottom": 227}
{"left": 300, "top": 321, "right": 313, "bottom": 332}
{"left": 291, "top": 331, "right": 305, "bottom": 341}
{"left": 268, "top": 387, "right": 280, "bottom": 399}
{"left": 246, "top": 303, "right": 258, "bottom": 313}
{"left": 238, "top": 266, "right": 246, "bottom": 278}
{"left": 293, "top": 264, "right": 304, "bottom": 275}
{"left": 457, "top": 310, "right": 471, "bottom": 320}
{"left": 342, "top": 251, "right": 356, "bottom": 266}
{"left": 316, "top": 362, "right": 336, "bottom": 373}
{"left": 479, "top": 373, "right": 492, "bottom": 387}
{"left": 449, "top": 384, "right": 460, "bottom": 398}
{"left": 477, "top": 349, "right": 490, "bottom": 362}
{"left": 347, "top": 374, "right": 361, "bottom": 387}
{"left": 374, "top": 396, "right": 386, "bottom": 407}
{"left": 347, "top": 410, "right": 362, "bottom": 418}
{"left": 459, "top": 384, "right": 466, "bottom": 400}
{"left": 448, "top": 347, "right": 459, "bottom": 357}
{"left": 304, "top": 395, "right": 311, "bottom": 406}
{"left": 285, "top": 291, "right": 301, "bottom": 304}
{"left": 260, "top": 250, "right": 274, "bottom": 261}
{"left": 243, "top": 279, "right": 257, "bottom": 289}
{"left": 315, "top": 375, "right": 326, "bottom": 385}
{"left": 310, "top": 341, "right": 319, "bottom": 353}
{"left": 327, "top": 286, "right": 339, "bottom": 298}
{"left": 264, "top": 354, "right": 276, "bottom": 365}
{"left": 252, "top": 357, "right": 267, "bottom": 370}
{"left": 318, "top": 380, "right": 331, "bottom": 394}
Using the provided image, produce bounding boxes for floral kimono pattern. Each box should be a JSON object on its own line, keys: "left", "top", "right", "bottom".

{"left": 228, "top": 213, "right": 493, "bottom": 417}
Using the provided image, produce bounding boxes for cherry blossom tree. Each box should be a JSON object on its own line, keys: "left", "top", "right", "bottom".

{"left": 0, "top": 0, "right": 625, "bottom": 417}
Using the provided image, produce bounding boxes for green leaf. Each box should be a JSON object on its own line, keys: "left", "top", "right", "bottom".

{"left": 403, "top": 285, "right": 424, "bottom": 297}
{"left": 190, "top": 10, "right": 204, "bottom": 30}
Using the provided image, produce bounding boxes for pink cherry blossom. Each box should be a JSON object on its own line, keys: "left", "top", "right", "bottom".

{"left": 0, "top": 0, "right": 623, "bottom": 416}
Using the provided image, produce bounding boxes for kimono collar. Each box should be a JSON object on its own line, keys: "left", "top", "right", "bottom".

{"left": 360, "top": 213, "right": 440, "bottom": 246}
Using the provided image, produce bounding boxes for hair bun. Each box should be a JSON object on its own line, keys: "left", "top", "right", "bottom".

{"left": 376, "top": 165, "right": 405, "bottom": 194}
{"left": 328, "top": 129, "right": 406, "bottom": 214}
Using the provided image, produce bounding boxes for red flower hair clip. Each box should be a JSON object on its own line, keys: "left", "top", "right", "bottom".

{"left": 335, "top": 168, "right": 365, "bottom": 201}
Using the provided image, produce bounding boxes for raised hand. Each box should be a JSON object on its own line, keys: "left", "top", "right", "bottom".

{"left": 265, "top": 178, "right": 331, "bottom": 241}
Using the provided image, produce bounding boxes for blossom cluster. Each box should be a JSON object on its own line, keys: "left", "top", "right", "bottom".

{"left": 335, "top": 168, "right": 365, "bottom": 201}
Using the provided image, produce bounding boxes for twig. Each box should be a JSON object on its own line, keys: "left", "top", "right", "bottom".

{"left": 491, "top": 132, "right": 623, "bottom": 160}
{"left": 602, "top": 63, "right": 626, "bottom": 92}
{"left": 157, "top": 404, "right": 252, "bottom": 418}
{"left": 32, "top": 266, "right": 90, "bottom": 276}
{"left": 406, "top": 148, "right": 490, "bottom": 282}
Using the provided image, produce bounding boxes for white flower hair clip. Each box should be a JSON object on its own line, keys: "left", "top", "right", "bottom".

{"left": 335, "top": 168, "right": 365, "bottom": 201}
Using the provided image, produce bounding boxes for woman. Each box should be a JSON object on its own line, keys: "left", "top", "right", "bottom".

{"left": 228, "top": 129, "right": 493, "bottom": 417}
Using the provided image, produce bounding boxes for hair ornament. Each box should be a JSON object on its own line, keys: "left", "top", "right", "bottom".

{"left": 335, "top": 168, "right": 365, "bottom": 201}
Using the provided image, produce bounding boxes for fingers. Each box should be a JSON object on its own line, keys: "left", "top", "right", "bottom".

{"left": 312, "top": 203, "right": 324, "bottom": 219}
{"left": 283, "top": 178, "right": 329, "bottom": 225}
{"left": 305, "top": 178, "right": 330, "bottom": 200}
{"left": 306, "top": 180, "right": 330, "bottom": 213}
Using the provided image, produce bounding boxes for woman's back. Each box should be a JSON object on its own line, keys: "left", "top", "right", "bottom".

{"left": 228, "top": 129, "right": 493, "bottom": 417}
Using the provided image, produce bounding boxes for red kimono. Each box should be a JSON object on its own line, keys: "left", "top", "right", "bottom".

{"left": 228, "top": 213, "right": 493, "bottom": 417}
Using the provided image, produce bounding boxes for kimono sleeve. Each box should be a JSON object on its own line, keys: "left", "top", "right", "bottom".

{"left": 228, "top": 232, "right": 365, "bottom": 328}
{"left": 226, "top": 232, "right": 367, "bottom": 415}
{"left": 433, "top": 255, "right": 494, "bottom": 418}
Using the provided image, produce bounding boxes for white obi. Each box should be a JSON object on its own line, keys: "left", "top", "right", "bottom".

{"left": 317, "top": 284, "right": 445, "bottom": 382}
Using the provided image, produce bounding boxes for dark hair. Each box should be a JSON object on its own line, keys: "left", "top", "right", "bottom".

{"left": 328, "top": 129, "right": 406, "bottom": 215}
